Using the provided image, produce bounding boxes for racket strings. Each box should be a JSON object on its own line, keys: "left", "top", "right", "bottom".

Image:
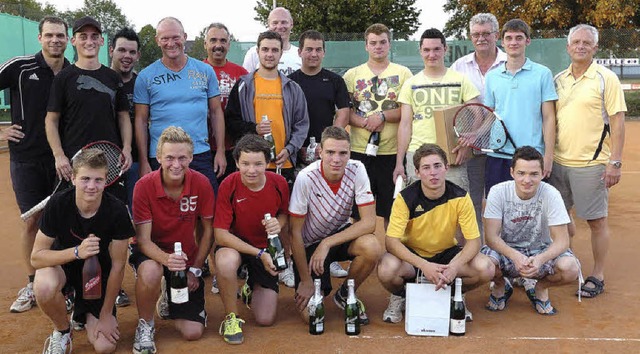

{"left": 454, "top": 106, "right": 495, "bottom": 149}
{"left": 85, "top": 142, "right": 124, "bottom": 185}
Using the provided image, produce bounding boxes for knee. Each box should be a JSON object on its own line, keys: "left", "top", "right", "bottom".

{"left": 180, "top": 325, "right": 204, "bottom": 341}
{"left": 214, "top": 248, "right": 241, "bottom": 275}
{"left": 33, "top": 271, "right": 62, "bottom": 302}
{"left": 473, "top": 255, "right": 496, "bottom": 283}
{"left": 587, "top": 217, "right": 607, "bottom": 233}
{"left": 556, "top": 257, "right": 580, "bottom": 282}
{"left": 377, "top": 253, "right": 401, "bottom": 283}
{"left": 255, "top": 313, "right": 276, "bottom": 327}
{"left": 355, "top": 235, "right": 382, "bottom": 263}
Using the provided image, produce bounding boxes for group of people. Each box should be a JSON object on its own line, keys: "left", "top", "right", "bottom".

{"left": 0, "top": 6, "right": 626, "bottom": 354}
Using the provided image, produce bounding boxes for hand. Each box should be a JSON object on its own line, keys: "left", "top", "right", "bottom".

{"left": 259, "top": 251, "right": 278, "bottom": 276}
{"left": 364, "top": 112, "right": 385, "bottom": 132}
{"left": 543, "top": 153, "right": 553, "bottom": 179}
{"left": 54, "top": 153, "right": 72, "bottom": 182}
{"left": 451, "top": 145, "right": 471, "bottom": 165}
{"left": 602, "top": 164, "right": 621, "bottom": 188}
{"left": 256, "top": 118, "right": 272, "bottom": 135}
{"left": 166, "top": 251, "right": 187, "bottom": 272}
{"left": 94, "top": 313, "right": 119, "bottom": 345}
{"left": 262, "top": 217, "right": 281, "bottom": 236}
{"left": 78, "top": 234, "right": 101, "bottom": 259}
{"left": 139, "top": 160, "right": 152, "bottom": 177}
{"left": 187, "top": 271, "right": 200, "bottom": 292}
{"left": 121, "top": 149, "right": 133, "bottom": 173}
{"left": 0, "top": 124, "right": 25, "bottom": 142}
{"left": 392, "top": 164, "right": 406, "bottom": 184}
{"left": 295, "top": 279, "right": 315, "bottom": 313}
{"left": 520, "top": 255, "right": 542, "bottom": 278}
{"left": 438, "top": 263, "right": 459, "bottom": 290}
{"left": 419, "top": 261, "right": 446, "bottom": 286}
{"left": 512, "top": 253, "right": 531, "bottom": 275}
{"left": 275, "top": 148, "right": 290, "bottom": 166}
{"left": 308, "top": 242, "right": 330, "bottom": 276}
{"left": 213, "top": 150, "right": 227, "bottom": 177}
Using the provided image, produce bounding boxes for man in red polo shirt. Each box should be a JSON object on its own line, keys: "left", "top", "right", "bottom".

{"left": 130, "top": 126, "right": 214, "bottom": 354}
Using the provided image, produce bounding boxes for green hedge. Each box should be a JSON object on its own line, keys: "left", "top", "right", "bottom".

{"left": 625, "top": 91, "right": 640, "bottom": 119}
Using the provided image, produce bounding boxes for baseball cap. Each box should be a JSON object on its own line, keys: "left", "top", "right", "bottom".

{"left": 73, "top": 16, "right": 102, "bottom": 34}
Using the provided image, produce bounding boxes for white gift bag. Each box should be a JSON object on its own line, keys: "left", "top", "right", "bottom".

{"left": 405, "top": 273, "right": 451, "bottom": 337}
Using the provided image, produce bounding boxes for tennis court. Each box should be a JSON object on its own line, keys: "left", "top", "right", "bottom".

{"left": 1, "top": 122, "right": 639, "bottom": 353}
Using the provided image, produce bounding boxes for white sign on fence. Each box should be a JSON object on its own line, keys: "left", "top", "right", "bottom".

{"left": 595, "top": 58, "right": 640, "bottom": 66}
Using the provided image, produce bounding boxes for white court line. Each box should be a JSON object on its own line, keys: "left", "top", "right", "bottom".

{"left": 355, "top": 335, "right": 640, "bottom": 342}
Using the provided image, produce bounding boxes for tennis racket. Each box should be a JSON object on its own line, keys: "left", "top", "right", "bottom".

{"left": 20, "top": 141, "right": 124, "bottom": 221}
{"left": 452, "top": 103, "right": 517, "bottom": 156}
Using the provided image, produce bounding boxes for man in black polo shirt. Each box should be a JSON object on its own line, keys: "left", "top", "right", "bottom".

{"left": 0, "top": 15, "right": 70, "bottom": 313}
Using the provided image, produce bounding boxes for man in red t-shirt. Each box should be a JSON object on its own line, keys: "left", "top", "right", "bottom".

{"left": 203, "top": 22, "right": 248, "bottom": 182}
{"left": 130, "top": 126, "right": 214, "bottom": 353}
{"left": 214, "top": 134, "right": 289, "bottom": 345}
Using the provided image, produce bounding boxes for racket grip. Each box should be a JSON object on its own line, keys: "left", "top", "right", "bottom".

{"left": 20, "top": 196, "right": 51, "bottom": 221}
{"left": 393, "top": 175, "right": 404, "bottom": 199}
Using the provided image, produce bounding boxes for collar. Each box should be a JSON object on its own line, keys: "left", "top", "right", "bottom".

{"left": 152, "top": 168, "right": 193, "bottom": 199}
{"left": 501, "top": 57, "right": 532, "bottom": 73}
{"left": 565, "top": 61, "right": 598, "bottom": 79}
{"left": 35, "top": 50, "right": 70, "bottom": 70}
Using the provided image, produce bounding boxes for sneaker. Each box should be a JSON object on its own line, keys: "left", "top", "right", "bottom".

{"left": 10, "top": 283, "right": 36, "bottom": 313}
{"left": 333, "top": 286, "right": 369, "bottom": 325}
{"left": 238, "top": 280, "right": 252, "bottom": 308}
{"left": 115, "top": 289, "right": 131, "bottom": 307}
{"left": 219, "top": 312, "right": 245, "bottom": 345}
{"left": 133, "top": 319, "right": 156, "bottom": 354}
{"left": 202, "top": 259, "right": 211, "bottom": 278}
{"left": 330, "top": 262, "right": 348, "bottom": 278}
{"left": 156, "top": 278, "right": 169, "bottom": 320}
{"left": 42, "top": 330, "right": 72, "bottom": 354}
{"left": 211, "top": 275, "right": 220, "bottom": 294}
{"left": 237, "top": 264, "right": 248, "bottom": 280}
{"left": 70, "top": 310, "right": 85, "bottom": 331}
{"left": 64, "top": 289, "right": 74, "bottom": 314}
{"left": 462, "top": 294, "right": 473, "bottom": 322}
{"left": 278, "top": 262, "right": 295, "bottom": 288}
{"left": 382, "top": 294, "right": 405, "bottom": 323}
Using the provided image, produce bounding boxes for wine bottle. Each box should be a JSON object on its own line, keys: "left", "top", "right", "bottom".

{"left": 264, "top": 213, "right": 287, "bottom": 271}
{"left": 82, "top": 254, "right": 102, "bottom": 300}
{"left": 344, "top": 279, "right": 360, "bottom": 335}
{"left": 365, "top": 131, "right": 380, "bottom": 156}
{"left": 262, "top": 115, "right": 276, "bottom": 161}
{"left": 305, "top": 137, "right": 318, "bottom": 163}
{"left": 450, "top": 277, "right": 466, "bottom": 336}
{"left": 170, "top": 242, "right": 188, "bottom": 304}
{"left": 308, "top": 278, "right": 325, "bottom": 335}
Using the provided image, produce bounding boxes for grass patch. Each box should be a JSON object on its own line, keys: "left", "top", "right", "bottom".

{"left": 0, "top": 109, "right": 10, "bottom": 122}
{"left": 625, "top": 90, "right": 640, "bottom": 118}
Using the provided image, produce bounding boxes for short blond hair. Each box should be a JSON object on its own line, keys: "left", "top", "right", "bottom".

{"left": 72, "top": 148, "right": 108, "bottom": 176}
{"left": 156, "top": 126, "right": 193, "bottom": 157}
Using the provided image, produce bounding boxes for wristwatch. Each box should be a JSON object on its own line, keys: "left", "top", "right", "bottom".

{"left": 609, "top": 160, "right": 622, "bottom": 169}
{"left": 188, "top": 267, "right": 202, "bottom": 277}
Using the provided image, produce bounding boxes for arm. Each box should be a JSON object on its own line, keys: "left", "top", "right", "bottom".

{"left": 541, "top": 100, "right": 556, "bottom": 178}
{"left": 95, "top": 238, "right": 128, "bottom": 343}
{"left": 484, "top": 218, "right": 529, "bottom": 274}
{"left": 290, "top": 215, "right": 313, "bottom": 312}
{"left": 385, "top": 236, "right": 446, "bottom": 287}
{"left": 31, "top": 231, "right": 101, "bottom": 269}
{"left": 117, "top": 110, "right": 133, "bottom": 172}
{"left": 394, "top": 103, "right": 413, "bottom": 182}
{"left": 45, "top": 111, "right": 72, "bottom": 181}
{"left": 282, "top": 85, "right": 310, "bottom": 164}
{"left": 604, "top": 111, "right": 625, "bottom": 188}
{"left": 225, "top": 81, "right": 256, "bottom": 141}
{"left": 348, "top": 106, "right": 369, "bottom": 130}
{"left": 333, "top": 107, "right": 350, "bottom": 128}
{"left": 193, "top": 217, "right": 214, "bottom": 269}
{"left": 134, "top": 104, "right": 151, "bottom": 176}
{"left": 521, "top": 224, "right": 569, "bottom": 278}
{"left": 208, "top": 96, "right": 227, "bottom": 177}
{"left": 135, "top": 222, "right": 171, "bottom": 267}
{"left": 0, "top": 124, "right": 25, "bottom": 142}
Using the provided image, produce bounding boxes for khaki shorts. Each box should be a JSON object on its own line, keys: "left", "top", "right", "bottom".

{"left": 406, "top": 151, "right": 469, "bottom": 191}
{"left": 548, "top": 162, "right": 608, "bottom": 220}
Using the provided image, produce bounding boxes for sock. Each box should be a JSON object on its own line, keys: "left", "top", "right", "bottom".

{"left": 28, "top": 275, "right": 35, "bottom": 283}
{"left": 58, "top": 327, "right": 71, "bottom": 335}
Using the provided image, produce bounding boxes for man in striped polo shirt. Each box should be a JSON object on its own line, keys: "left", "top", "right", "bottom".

{"left": 289, "top": 126, "right": 381, "bottom": 325}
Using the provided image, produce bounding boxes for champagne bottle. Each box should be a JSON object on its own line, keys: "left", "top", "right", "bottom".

{"left": 450, "top": 277, "right": 466, "bottom": 336}
{"left": 82, "top": 254, "right": 101, "bottom": 300}
{"left": 170, "top": 242, "right": 188, "bottom": 304}
{"left": 262, "top": 115, "right": 276, "bottom": 161}
{"left": 344, "top": 279, "right": 360, "bottom": 335}
{"left": 365, "top": 131, "right": 380, "bottom": 156}
{"left": 305, "top": 137, "right": 318, "bottom": 163}
{"left": 308, "top": 278, "right": 325, "bottom": 335}
{"left": 264, "top": 213, "right": 287, "bottom": 271}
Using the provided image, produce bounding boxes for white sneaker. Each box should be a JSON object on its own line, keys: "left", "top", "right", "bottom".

{"left": 383, "top": 294, "right": 405, "bottom": 323}
{"left": 156, "top": 278, "right": 169, "bottom": 320}
{"left": 329, "top": 262, "right": 348, "bottom": 278}
{"left": 462, "top": 294, "right": 473, "bottom": 322}
{"left": 278, "top": 262, "right": 295, "bottom": 288}
{"left": 10, "top": 283, "right": 36, "bottom": 313}
{"left": 211, "top": 275, "right": 220, "bottom": 294}
{"left": 42, "top": 330, "right": 72, "bottom": 354}
{"left": 133, "top": 319, "right": 156, "bottom": 354}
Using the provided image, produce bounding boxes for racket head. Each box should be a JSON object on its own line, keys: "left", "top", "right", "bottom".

{"left": 76, "top": 140, "right": 124, "bottom": 187}
{"left": 453, "top": 103, "right": 505, "bottom": 152}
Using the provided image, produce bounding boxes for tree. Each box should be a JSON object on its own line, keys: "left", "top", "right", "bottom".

{"left": 188, "top": 26, "right": 207, "bottom": 61}
{"left": 0, "top": 0, "right": 57, "bottom": 21}
{"left": 254, "top": 0, "right": 421, "bottom": 40}
{"left": 60, "top": 0, "right": 131, "bottom": 38}
{"left": 137, "top": 24, "right": 161, "bottom": 70}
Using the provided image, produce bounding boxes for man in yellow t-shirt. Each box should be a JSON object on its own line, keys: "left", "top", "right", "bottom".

{"left": 549, "top": 24, "right": 626, "bottom": 299}
{"left": 343, "top": 23, "right": 413, "bottom": 226}
{"left": 377, "top": 143, "right": 493, "bottom": 324}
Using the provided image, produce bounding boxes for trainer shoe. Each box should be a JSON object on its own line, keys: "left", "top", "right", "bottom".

{"left": 211, "top": 275, "right": 220, "bottom": 294}
{"left": 202, "top": 259, "right": 211, "bottom": 277}
{"left": 133, "top": 318, "right": 156, "bottom": 354}
{"left": 333, "top": 286, "right": 369, "bottom": 325}
{"left": 237, "top": 264, "right": 248, "bottom": 279}
{"left": 70, "top": 310, "right": 85, "bottom": 331}
{"left": 239, "top": 280, "right": 252, "bottom": 308}
{"left": 115, "top": 289, "right": 131, "bottom": 307}
{"left": 42, "top": 330, "right": 72, "bottom": 354}
{"left": 278, "top": 262, "right": 295, "bottom": 288}
{"left": 462, "top": 294, "right": 473, "bottom": 322}
{"left": 382, "top": 294, "right": 405, "bottom": 323}
{"left": 330, "top": 262, "right": 348, "bottom": 278}
{"left": 219, "top": 312, "right": 245, "bottom": 345}
{"left": 10, "top": 282, "right": 36, "bottom": 313}
{"left": 64, "top": 289, "right": 74, "bottom": 314}
{"left": 156, "top": 278, "right": 169, "bottom": 320}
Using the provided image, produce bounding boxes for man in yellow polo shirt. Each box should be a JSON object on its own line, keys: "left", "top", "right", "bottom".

{"left": 550, "top": 24, "right": 626, "bottom": 299}
{"left": 377, "top": 143, "right": 493, "bottom": 323}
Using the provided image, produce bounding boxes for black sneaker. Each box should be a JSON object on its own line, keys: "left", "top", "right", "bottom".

{"left": 115, "top": 289, "right": 131, "bottom": 307}
{"left": 333, "top": 285, "right": 369, "bottom": 325}
{"left": 202, "top": 259, "right": 211, "bottom": 278}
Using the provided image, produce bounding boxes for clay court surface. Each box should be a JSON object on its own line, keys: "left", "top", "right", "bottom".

{"left": 1, "top": 122, "right": 639, "bottom": 353}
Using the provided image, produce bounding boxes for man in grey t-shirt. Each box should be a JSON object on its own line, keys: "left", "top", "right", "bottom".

{"left": 482, "top": 146, "right": 578, "bottom": 315}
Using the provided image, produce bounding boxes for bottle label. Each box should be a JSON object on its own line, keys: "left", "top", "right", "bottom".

{"left": 315, "top": 321, "right": 324, "bottom": 332}
{"left": 346, "top": 321, "right": 356, "bottom": 333}
{"left": 84, "top": 275, "right": 100, "bottom": 293}
{"left": 276, "top": 256, "right": 286, "bottom": 268}
{"left": 450, "top": 319, "right": 465, "bottom": 334}
{"left": 365, "top": 143, "right": 379, "bottom": 156}
{"left": 171, "top": 287, "right": 188, "bottom": 304}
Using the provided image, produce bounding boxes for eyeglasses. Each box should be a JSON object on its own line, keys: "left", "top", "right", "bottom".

{"left": 470, "top": 31, "right": 496, "bottom": 39}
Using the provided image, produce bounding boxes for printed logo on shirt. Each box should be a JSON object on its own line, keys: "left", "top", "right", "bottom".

{"left": 409, "top": 82, "right": 463, "bottom": 121}
{"left": 236, "top": 198, "right": 247, "bottom": 203}
{"left": 179, "top": 196, "right": 198, "bottom": 212}
{"left": 76, "top": 75, "right": 115, "bottom": 101}
{"left": 28, "top": 73, "right": 39, "bottom": 80}
{"left": 415, "top": 205, "right": 424, "bottom": 213}
{"left": 188, "top": 70, "right": 209, "bottom": 90}
{"left": 152, "top": 72, "right": 181, "bottom": 85}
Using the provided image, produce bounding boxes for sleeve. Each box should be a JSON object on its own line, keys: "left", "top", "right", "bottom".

{"left": 132, "top": 177, "right": 153, "bottom": 224}
{"left": 544, "top": 185, "right": 571, "bottom": 226}
{"left": 386, "top": 195, "right": 410, "bottom": 239}
{"left": 541, "top": 67, "right": 559, "bottom": 102}
{"left": 288, "top": 170, "right": 310, "bottom": 217}
{"left": 206, "top": 65, "right": 221, "bottom": 98}
{"left": 213, "top": 178, "right": 234, "bottom": 229}
{"left": 483, "top": 73, "right": 495, "bottom": 108}
{"left": 342, "top": 68, "right": 355, "bottom": 94}
{"left": 461, "top": 75, "right": 480, "bottom": 102}
{"left": 276, "top": 175, "right": 290, "bottom": 216}
{"left": 285, "top": 82, "right": 310, "bottom": 158}
{"left": 397, "top": 78, "right": 413, "bottom": 105}
{"left": 242, "top": 47, "right": 259, "bottom": 72}
{"left": 334, "top": 75, "right": 351, "bottom": 109}
{"left": 133, "top": 70, "right": 150, "bottom": 105}
{"left": 197, "top": 175, "right": 215, "bottom": 219}
{"left": 39, "top": 194, "right": 62, "bottom": 238}
{"left": 110, "top": 199, "right": 136, "bottom": 240}
{"left": 604, "top": 70, "right": 628, "bottom": 115}
{"left": 47, "top": 73, "right": 65, "bottom": 112}
{"left": 354, "top": 162, "right": 375, "bottom": 206}
{"left": 458, "top": 194, "right": 480, "bottom": 240}
{"left": 483, "top": 183, "right": 504, "bottom": 220}
{"left": 224, "top": 80, "right": 256, "bottom": 142}
{"left": 0, "top": 59, "right": 17, "bottom": 90}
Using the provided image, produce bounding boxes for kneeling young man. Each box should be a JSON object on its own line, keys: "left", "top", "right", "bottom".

{"left": 291, "top": 126, "right": 381, "bottom": 325}
{"left": 131, "top": 127, "right": 214, "bottom": 353}
{"left": 483, "top": 146, "right": 579, "bottom": 315}
{"left": 377, "top": 143, "right": 493, "bottom": 324}
{"left": 214, "top": 134, "right": 290, "bottom": 344}
{"left": 32, "top": 149, "right": 135, "bottom": 353}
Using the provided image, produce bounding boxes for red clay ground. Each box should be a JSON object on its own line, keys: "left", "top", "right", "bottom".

{"left": 1, "top": 122, "right": 639, "bottom": 353}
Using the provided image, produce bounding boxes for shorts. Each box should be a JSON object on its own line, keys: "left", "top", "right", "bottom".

{"left": 406, "top": 151, "right": 469, "bottom": 191}
{"left": 267, "top": 167, "right": 295, "bottom": 193}
{"left": 129, "top": 244, "right": 207, "bottom": 325}
{"left": 149, "top": 151, "right": 219, "bottom": 196}
{"left": 548, "top": 162, "right": 607, "bottom": 220}
{"left": 61, "top": 261, "right": 116, "bottom": 324}
{"left": 481, "top": 245, "right": 576, "bottom": 279}
{"left": 485, "top": 156, "right": 512, "bottom": 196}
{"left": 10, "top": 159, "right": 57, "bottom": 214}
{"left": 405, "top": 245, "right": 462, "bottom": 283}
{"left": 214, "top": 246, "right": 279, "bottom": 293}
{"left": 350, "top": 152, "right": 396, "bottom": 218}
{"left": 293, "top": 229, "right": 355, "bottom": 296}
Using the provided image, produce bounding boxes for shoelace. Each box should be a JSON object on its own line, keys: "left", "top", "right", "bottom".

{"left": 137, "top": 320, "right": 154, "bottom": 345}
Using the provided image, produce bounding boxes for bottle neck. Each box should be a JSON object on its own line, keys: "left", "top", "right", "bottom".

{"left": 346, "top": 284, "right": 356, "bottom": 304}
{"left": 454, "top": 281, "right": 463, "bottom": 301}
{"left": 314, "top": 282, "right": 322, "bottom": 297}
